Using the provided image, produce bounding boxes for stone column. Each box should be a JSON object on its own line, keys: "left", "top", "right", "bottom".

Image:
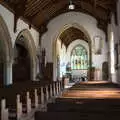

{"left": 4, "top": 61, "right": 12, "bottom": 85}
{"left": 108, "top": 24, "right": 117, "bottom": 83}
{"left": 31, "top": 63, "right": 36, "bottom": 81}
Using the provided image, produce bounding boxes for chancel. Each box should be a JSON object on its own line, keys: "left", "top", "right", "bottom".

{"left": 0, "top": 0, "right": 120, "bottom": 120}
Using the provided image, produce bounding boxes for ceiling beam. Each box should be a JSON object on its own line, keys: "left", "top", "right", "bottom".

{"left": 1, "top": 0, "right": 117, "bottom": 35}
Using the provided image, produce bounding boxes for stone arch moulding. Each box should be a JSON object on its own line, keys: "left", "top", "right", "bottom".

{"left": 15, "top": 29, "right": 37, "bottom": 80}
{"left": 53, "top": 23, "right": 92, "bottom": 81}
{"left": 0, "top": 15, "right": 13, "bottom": 85}
{"left": 0, "top": 15, "right": 12, "bottom": 62}
{"left": 53, "top": 23, "right": 91, "bottom": 48}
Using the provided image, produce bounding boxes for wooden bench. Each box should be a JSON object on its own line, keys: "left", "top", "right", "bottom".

{"left": 35, "top": 111, "right": 120, "bottom": 120}
{"left": 0, "top": 80, "right": 63, "bottom": 120}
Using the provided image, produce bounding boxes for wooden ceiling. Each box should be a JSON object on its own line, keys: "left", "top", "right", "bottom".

{"left": 60, "top": 27, "right": 88, "bottom": 47}
{"left": 1, "top": 0, "right": 118, "bottom": 34}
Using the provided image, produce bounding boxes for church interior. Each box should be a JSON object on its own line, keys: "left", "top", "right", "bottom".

{"left": 0, "top": 0, "right": 120, "bottom": 120}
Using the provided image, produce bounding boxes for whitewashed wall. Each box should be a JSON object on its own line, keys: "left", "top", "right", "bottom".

{"left": 41, "top": 12, "right": 108, "bottom": 81}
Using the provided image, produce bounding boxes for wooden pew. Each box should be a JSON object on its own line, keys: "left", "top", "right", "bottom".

{"left": 1, "top": 99, "right": 8, "bottom": 120}
{"left": 40, "top": 87, "right": 44, "bottom": 104}
{"left": 34, "top": 89, "right": 39, "bottom": 108}
{"left": 16, "top": 94, "right": 22, "bottom": 120}
{"left": 47, "top": 102, "right": 82, "bottom": 112}
{"left": 53, "top": 83, "right": 56, "bottom": 97}
{"left": 49, "top": 84, "right": 53, "bottom": 98}
{"left": 35, "top": 112, "right": 81, "bottom": 120}
{"left": 0, "top": 80, "right": 60, "bottom": 120}
{"left": 35, "top": 111, "right": 120, "bottom": 120}
{"left": 54, "top": 98, "right": 120, "bottom": 113}
{"left": 45, "top": 85, "right": 49, "bottom": 101}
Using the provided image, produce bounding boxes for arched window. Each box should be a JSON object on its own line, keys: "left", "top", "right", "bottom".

{"left": 71, "top": 44, "right": 88, "bottom": 70}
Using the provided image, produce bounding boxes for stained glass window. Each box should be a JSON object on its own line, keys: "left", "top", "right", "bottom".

{"left": 71, "top": 44, "right": 88, "bottom": 70}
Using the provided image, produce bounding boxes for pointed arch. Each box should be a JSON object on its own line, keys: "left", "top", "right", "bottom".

{"left": 16, "top": 29, "right": 37, "bottom": 59}
{"left": 0, "top": 15, "right": 12, "bottom": 62}
{"left": 53, "top": 23, "right": 92, "bottom": 81}
{"left": 0, "top": 15, "right": 12, "bottom": 85}
{"left": 15, "top": 29, "right": 37, "bottom": 80}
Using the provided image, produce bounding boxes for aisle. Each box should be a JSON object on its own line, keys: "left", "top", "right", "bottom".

{"left": 60, "top": 81, "right": 120, "bottom": 99}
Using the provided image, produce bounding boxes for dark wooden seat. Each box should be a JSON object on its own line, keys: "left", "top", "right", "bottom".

{"left": 35, "top": 111, "right": 120, "bottom": 120}
{"left": 35, "top": 112, "right": 83, "bottom": 120}
{"left": 0, "top": 80, "right": 53, "bottom": 120}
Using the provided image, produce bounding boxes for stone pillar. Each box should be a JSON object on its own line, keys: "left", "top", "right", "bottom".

{"left": 4, "top": 61, "right": 12, "bottom": 85}
{"left": 108, "top": 24, "right": 116, "bottom": 83}
{"left": 31, "top": 64, "right": 36, "bottom": 81}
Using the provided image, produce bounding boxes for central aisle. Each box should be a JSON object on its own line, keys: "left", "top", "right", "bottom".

{"left": 60, "top": 81, "right": 120, "bottom": 99}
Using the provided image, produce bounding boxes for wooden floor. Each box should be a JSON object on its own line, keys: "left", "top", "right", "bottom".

{"left": 60, "top": 81, "right": 120, "bottom": 99}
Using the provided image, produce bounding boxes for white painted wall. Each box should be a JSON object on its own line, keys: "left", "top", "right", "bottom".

{"left": 0, "top": 4, "right": 39, "bottom": 84}
{"left": 41, "top": 12, "right": 108, "bottom": 81}
{"left": 41, "top": 12, "right": 106, "bottom": 62}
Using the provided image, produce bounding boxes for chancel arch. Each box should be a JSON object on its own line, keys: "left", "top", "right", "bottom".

{"left": 13, "top": 29, "right": 37, "bottom": 83}
{"left": 0, "top": 15, "right": 12, "bottom": 86}
{"left": 66, "top": 39, "right": 89, "bottom": 81}
{"left": 41, "top": 12, "right": 107, "bottom": 82}
{"left": 53, "top": 24, "right": 92, "bottom": 81}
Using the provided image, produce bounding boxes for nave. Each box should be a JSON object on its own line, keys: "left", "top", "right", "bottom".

{"left": 0, "top": 0, "right": 120, "bottom": 120}
{"left": 1, "top": 78, "right": 120, "bottom": 120}
{"left": 0, "top": 80, "right": 63, "bottom": 120}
